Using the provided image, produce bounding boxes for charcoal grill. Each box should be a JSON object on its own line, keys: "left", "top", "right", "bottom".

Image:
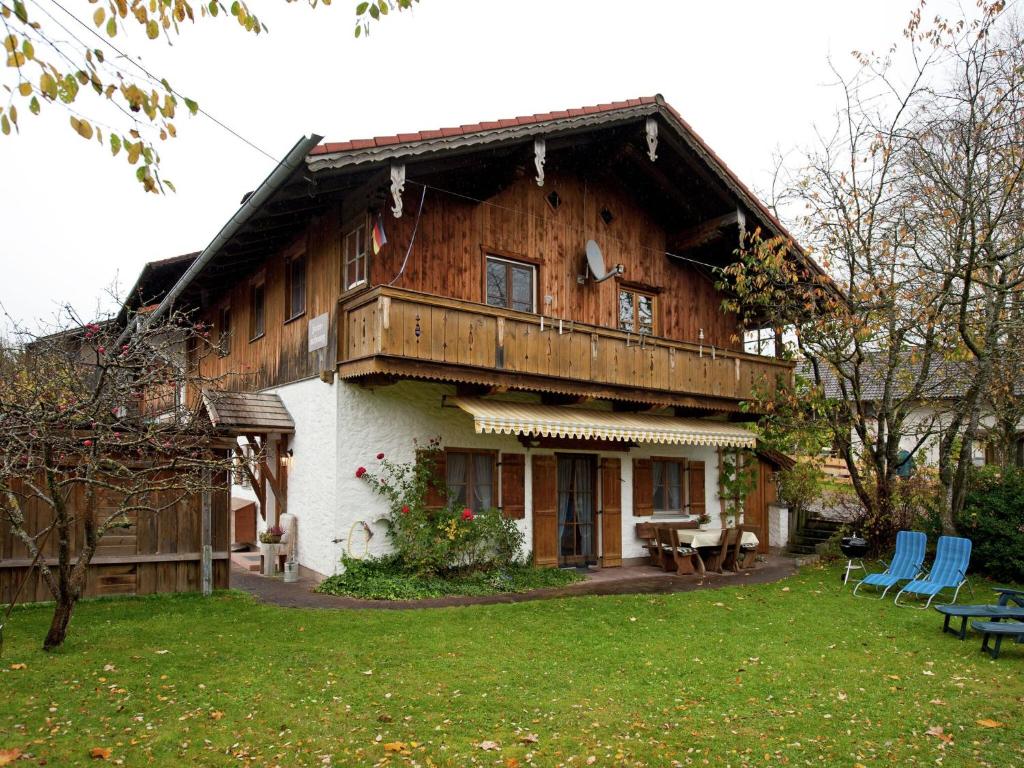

{"left": 840, "top": 534, "right": 868, "bottom": 585}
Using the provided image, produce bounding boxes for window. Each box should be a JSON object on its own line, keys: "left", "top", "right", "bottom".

{"left": 249, "top": 280, "right": 265, "bottom": 340}
{"left": 285, "top": 253, "right": 306, "bottom": 321}
{"left": 652, "top": 459, "right": 685, "bottom": 514}
{"left": 618, "top": 288, "right": 655, "bottom": 334}
{"left": 344, "top": 222, "right": 368, "bottom": 290}
{"left": 445, "top": 449, "right": 496, "bottom": 512}
{"left": 486, "top": 255, "right": 535, "bottom": 313}
{"left": 218, "top": 305, "right": 231, "bottom": 356}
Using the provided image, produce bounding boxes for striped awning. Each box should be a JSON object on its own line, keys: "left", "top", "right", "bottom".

{"left": 449, "top": 397, "right": 756, "bottom": 448}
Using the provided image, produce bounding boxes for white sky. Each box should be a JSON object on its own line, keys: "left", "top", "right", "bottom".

{"left": 0, "top": 0, "right": 934, "bottom": 330}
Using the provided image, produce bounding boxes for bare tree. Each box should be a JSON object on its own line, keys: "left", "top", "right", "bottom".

{"left": 0, "top": 306, "right": 236, "bottom": 650}
{"left": 721, "top": 1, "right": 1021, "bottom": 538}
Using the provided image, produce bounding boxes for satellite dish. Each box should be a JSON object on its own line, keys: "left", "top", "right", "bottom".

{"left": 585, "top": 240, "right": 607, "bottom": 279}
{"left": 583, "top": 239, "right": 624, "bottom": 283}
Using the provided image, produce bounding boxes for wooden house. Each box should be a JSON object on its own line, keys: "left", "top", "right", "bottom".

{"left": 132, "top": 96, "right": 815, "bottom": 577}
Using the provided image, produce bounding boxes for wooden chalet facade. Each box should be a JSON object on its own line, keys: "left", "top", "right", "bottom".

{"left": 130, "top": 96, "right": 811, "bottom": 577}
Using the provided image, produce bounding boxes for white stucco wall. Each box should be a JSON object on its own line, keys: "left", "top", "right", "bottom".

{"left": 852, "top": 406, "right": 991, "bottom": 468}
{"left": 245, "top": 377, "right": 736, "bottom": 578}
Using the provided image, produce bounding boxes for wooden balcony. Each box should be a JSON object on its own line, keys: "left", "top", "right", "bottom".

{"left": 337, "top": 287, "right": 793, "bottom": 412}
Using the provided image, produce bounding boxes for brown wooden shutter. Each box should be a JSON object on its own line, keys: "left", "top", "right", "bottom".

{"left": 600, "top": 457, "right": 622, "bottom": 567}
{"left": 632, "top": 458, "right": 653, "bottom": 516}
{"left": 499, "top": 453, "right": 525, "bottom": 519}
{"left": 417, "top": 449, "right": 447, "bottom": 510}
{"left": 531, "top": 455, "right": 558, "bottom": 567}
{"left": 688, "top": 460, "right": 706, "bottom": 517}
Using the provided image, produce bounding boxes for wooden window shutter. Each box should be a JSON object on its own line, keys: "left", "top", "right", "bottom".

{"left": 499, "top": 453, "right": 525, "bottom": 520}
{"left": 688, "top": 460, "right": 706, "bottom": 517}
{"left": 632, "top": 458, "right": 653, "bottom": 516}
{"left": 600, "top": 458, "right": 622, "bottom": 567}
{"left": 416, "top": 449, "right": 447, "bottom": 510}
{"left": 531, "top": 455, "right": 558, "bottom": 567}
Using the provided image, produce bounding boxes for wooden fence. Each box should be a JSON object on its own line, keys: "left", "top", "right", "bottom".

{"left": 1, "top": 473, "right": 230, "bottom": 604}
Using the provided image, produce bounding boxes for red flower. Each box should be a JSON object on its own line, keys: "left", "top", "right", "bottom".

{"left": 401, "top": 505, "right": 410, "bottom": 515}
{"left": 376, "top": 452, "right": 385, "bottom": 460}
{"left": 355, "top": 466, "right": 367, "bottom": 478}
{"left": 82, "top": 439, "right": 93, "bottom": 447}
{"left": 461, "top": 508, "right": 474, "bottom": 521}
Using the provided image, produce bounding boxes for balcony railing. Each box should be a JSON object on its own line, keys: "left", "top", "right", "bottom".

{"left": 338, "top": 287, "right": 792, "bottom": 407}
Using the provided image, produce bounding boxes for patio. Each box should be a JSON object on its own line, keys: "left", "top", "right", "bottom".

{"left": 231, "top": 554, "right": 798, "bottom": 609}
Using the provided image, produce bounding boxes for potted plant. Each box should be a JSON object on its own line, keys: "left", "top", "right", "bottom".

{"left": 259, "top": 525, "right": 285, "bottom": 576}
{"left": 259, "top": 525, "right": 284, "bottom": 544}
{"left": 697, "top": 513, "right": 711, "bottom": 530}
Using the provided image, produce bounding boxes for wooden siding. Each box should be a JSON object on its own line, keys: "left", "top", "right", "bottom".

{"left": 0, "top": 474, "right": 230, "bottom": 603}
{"left": 339, "top": 287, "right": 792, "bottom": 405}
{"left": 374, "top": 173, "right": 741, "bottom": 348}
{"left": 192, "top": 171, "right": 757, "bottom": 396}
{"left": 195, "top": 211, "right": 342, "bottom": 391}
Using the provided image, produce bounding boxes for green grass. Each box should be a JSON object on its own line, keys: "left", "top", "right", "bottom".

{"left": 1, "top": 566, "right": 1022, "bottom": 767}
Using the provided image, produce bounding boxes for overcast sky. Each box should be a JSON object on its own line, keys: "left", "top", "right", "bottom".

{"left": 0, "top": 0, "right": 937, "bottom": 330}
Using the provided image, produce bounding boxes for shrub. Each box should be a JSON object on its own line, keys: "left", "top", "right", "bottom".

{"left": 958, "top": 465, "right": 1024, "bottom": 582}
{"left": 316, "top": 554, "right": 582, "bottom": 600}
{"left": 778, "top": 460, "right": 824, "bottom": 519}
{"left": 353, "top": 440, "right": 525, "bottom": 577}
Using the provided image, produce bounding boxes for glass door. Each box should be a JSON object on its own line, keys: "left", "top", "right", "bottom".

{"left": 557, "top": 455, "right": 596, "bottom": 567}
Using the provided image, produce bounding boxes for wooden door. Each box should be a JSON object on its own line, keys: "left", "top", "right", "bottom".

{"left": 600, "top": 457, "right": 622, "bottom": 567}
{"left": 556, "top": 455, "right": 597, "bottom": 566}
{"left": 743, "top": 458, "right": 776, "bottom": 554}
{"left": 531, "top": 455, "right": 558, "bottom": 567}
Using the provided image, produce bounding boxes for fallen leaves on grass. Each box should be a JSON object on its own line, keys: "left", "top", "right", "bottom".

{"left": 976, "top": 719, "right": 1004, "bottom": 728}
{"left": 478, "top": 740, "right": 500, "bottom": 751}
{"left": 925, "top": 725, "right": 953, "bottom": 746}
{"left": 0, "top": 749, "right": 22, "bottom": 766}
{"left": 518, "top": 733, "right": 539, "bottom": 744}
{"left": 8, "top": 663, "right": 26, "bottom": 670}
{"left": 89, "top": 746, "right": 112, "bottom": 759}
{"left": 382, "top": 742, "right": 407, "bottom": 753}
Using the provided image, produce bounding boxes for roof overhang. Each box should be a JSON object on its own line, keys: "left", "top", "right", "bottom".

{"left": 201, "top": 390, "right": 295, "bottom": 435}
{"left": 449, "top": 397, "right": 756, "bottom": 448}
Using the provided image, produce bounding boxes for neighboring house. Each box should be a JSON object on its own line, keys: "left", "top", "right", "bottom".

{"left": 800, "top": 355, "right": 1023, "bottom": 470}
{"left": 128, "top": 95, "right": 817, "bottom": 578}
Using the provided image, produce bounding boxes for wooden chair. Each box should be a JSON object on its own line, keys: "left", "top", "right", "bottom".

{"left": 704, "top": 527, "right": 735, "bottom": 574}
{"left": 721, "top": 525, "right": 746, "bottom": 573}
{"left": 636, "top": 523, "right": 663, "bottom": 568}
{"left": 655, "top": 526, "right": 676, "bottom": 572}
{"left": 669, "top": 527, "right": 705, "bottom": 576}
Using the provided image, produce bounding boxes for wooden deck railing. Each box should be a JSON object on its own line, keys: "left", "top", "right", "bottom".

{"left": 338, "top": 287, "right": 793, "bottom": 405}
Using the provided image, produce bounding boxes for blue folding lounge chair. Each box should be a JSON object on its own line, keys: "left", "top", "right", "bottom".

{"left": 852, "top": 530, "right": 926, "bottom": 599}
{"left": 895, "top": 536, "right": 972, "bottom": 609}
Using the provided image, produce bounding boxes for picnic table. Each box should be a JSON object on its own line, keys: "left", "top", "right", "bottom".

{"left": 675, "top": 528, "right": 759, "bottom": 549}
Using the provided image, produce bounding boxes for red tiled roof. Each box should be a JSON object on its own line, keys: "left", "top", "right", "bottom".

{"left": 308, "top": 96, "right": 660, "bottom": 155}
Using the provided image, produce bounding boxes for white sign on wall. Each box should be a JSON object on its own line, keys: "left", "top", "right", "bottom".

{"left": 308, "top": 313, "right": 329, "bottom": 352}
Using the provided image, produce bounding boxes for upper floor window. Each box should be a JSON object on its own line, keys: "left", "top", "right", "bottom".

{"left": 486, "top": 254, "right": 535, "bottom": 313}
{"left": 285, "top": 253, "right": 307, "bottom": 321}
{"left": 249, "top": 279, "right": 265, "bottom": 341}
{"left": 344, "top": 222, "right": 368, "bottom": 291}
{"left": 618, "top": 288, "right": 655, "bottom": 335}
{"left": 446, "top": 449, "right": 496, "bottom": 512}
{"left": 218, "top": 305, "right": 231, "bottom": 357}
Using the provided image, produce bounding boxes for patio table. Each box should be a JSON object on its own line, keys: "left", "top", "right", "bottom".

{"left": 675, "top": 529, "right": 759, "bottom": 549}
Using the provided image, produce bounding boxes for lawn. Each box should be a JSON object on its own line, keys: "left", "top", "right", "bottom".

{"left": 1, "top": 566, "right": 1021, "bottom": 767}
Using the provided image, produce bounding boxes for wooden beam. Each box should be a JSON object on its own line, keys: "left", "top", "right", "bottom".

{"left": 232, "top": 444, "right": 265, "bottom": 511}
{"left": 670, "top": 209, "right": 745, "bottom": 252}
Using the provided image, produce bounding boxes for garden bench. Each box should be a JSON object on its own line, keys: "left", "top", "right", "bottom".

{"left": 971, "top": 620, "right": 1024, "bottom": 659}
{"left": 935, "top": 587, "right": 1024, "bottom": 640}
{"left": 635, "top": 521, "right": 696, "bottom": 569}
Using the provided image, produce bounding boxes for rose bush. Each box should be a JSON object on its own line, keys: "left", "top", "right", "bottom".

{"left": 352, "top": 439, "right": 524, "bottom": 576}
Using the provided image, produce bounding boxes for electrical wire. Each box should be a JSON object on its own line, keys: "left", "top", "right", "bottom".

{"left": 403, "top": 178, "right": 728, "bottom": 274}
{"left": 44, "top": 0, "right": 278, "bottom": 163}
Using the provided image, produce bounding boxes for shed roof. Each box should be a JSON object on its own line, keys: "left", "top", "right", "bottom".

{"left": 201, "top": 390, "right": 295, "bottom": 434}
